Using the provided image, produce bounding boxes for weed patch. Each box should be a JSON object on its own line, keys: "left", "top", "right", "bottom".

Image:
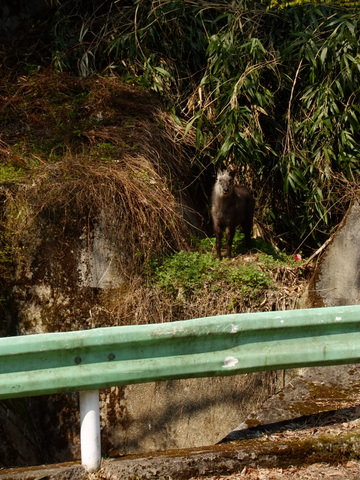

{"left": 152, "top": 237, "right": 306, "bottom": 316}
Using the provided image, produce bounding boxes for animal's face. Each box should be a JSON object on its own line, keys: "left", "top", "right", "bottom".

{"left": 216, "top": 170, "right": 234, "bottom": 197}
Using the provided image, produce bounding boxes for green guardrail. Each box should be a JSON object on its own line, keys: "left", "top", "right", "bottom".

{"left": 1, "top": 305, "right": 360, "bottom": 400}
{"left": 2, "top": 305, "right": 360, "bottom": 472}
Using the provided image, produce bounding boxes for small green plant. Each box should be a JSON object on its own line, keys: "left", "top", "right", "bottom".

{"left": 154, "top": 250, "right": 220, "bottom": 296}
{"left": 0, "top": 243, "right": 15, "bottom": 265}
{"left": 0, "top": 164, "right": 24, "bottom": 182}
{"left": 191, "top": 236, "right": 215, "bottom": 253}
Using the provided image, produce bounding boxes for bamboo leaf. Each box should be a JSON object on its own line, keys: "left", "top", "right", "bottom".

{"left": 320, "top": 46, "right": 328, "bottom": 65}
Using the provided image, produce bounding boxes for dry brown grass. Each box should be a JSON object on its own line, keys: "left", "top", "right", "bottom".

{"left": 0, "top": 73, "right": 199, "bottom": 273}
{"left": 26, "top": 155, "right": 188, "bottom": 266}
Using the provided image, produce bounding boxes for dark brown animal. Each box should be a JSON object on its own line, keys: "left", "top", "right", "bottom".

{"left": 211, "top": 169, "right": 255, "bottom": 259}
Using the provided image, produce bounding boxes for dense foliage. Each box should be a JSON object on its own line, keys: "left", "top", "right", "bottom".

{"left": 3, "top": 0, "right": 360, "bottom": 252}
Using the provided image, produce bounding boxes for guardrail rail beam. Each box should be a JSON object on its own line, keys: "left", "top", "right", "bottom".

{"left": 1, "top": 305, "right": 360, "bottom": 471}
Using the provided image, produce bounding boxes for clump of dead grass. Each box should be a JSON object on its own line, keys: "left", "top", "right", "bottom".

{"left": 0, "top": 73, "right": 200, "bottom": 272}
{"left": 0, "top": 73, "right": 196, "bottom": 177}
{"left": 7, "top": 153, "right": 189, "bottom": 271}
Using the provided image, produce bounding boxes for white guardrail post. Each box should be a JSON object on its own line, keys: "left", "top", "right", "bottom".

{"left": 79, "top": 390, "right": 101, "bottom": 472}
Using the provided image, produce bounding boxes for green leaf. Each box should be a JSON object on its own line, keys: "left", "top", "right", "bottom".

{"left": 154, "top": 66, "right": 172, "bottom": 78}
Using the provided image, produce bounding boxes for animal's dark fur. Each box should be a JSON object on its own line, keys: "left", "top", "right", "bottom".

{"left": 211, "top": 169, "right": 255, "bottom": 259}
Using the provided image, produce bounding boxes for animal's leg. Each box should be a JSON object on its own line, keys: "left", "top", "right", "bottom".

{"left": 215, "top": 228, "right": 223, "bottom": 259}
{"left": 225, "top": 226, "right": 235, "bottom": 258}
{"left": 244, "top": 225, "right": 252, "bottom": 248}
{"left": 242, "top": 218, "right": 253, "bottom": 249}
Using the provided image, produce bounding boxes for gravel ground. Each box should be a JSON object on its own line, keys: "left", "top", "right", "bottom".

{"left": 189, "top": 461, "right": 360, "bottom": 480}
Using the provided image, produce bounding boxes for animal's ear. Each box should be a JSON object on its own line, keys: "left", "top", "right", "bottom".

{"left": 216, "top": 169, "right": 223, "bottom": 177}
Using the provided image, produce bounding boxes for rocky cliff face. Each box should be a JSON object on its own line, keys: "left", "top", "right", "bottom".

{"left": 304, "top": 200, "right": 360, "bottom": 308}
